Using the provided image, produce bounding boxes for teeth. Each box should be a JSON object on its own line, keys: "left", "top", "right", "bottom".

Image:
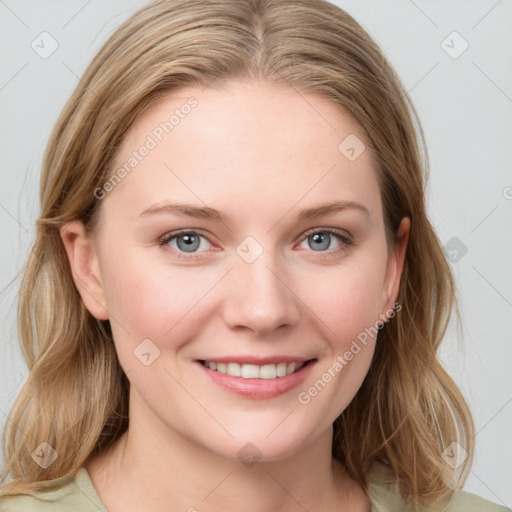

{"left": 241, "top": 364, "right": 259, "bottom": 378}
{"left": 276, "top": 362, "right": 287, "bottom": 377}
{"left": 226, "top": 362, "right": 241, "bottom": 377}
{"left": 259, "top": 364, "right": 277, "bottom": 379}
{"left": 203, "top": 360, "right": 306, "bottom": 379}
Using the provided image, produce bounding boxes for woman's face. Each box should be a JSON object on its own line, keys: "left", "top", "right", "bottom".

{"left": 63, "top": 81, "right": 408, "bottom": 462}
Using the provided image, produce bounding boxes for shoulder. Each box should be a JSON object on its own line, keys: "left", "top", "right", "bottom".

{"left": 367, "top": 460, "right": 510, "bottom": 512}
{"left": 445, "top": 490, "right": 511, "bottom": 512}
{"left": 0, "top": 468, "right": 108, "bottom": 512}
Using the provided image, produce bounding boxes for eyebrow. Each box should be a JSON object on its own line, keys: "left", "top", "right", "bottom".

{"left": 138, "top": 200, "right": 370, "bottom": 222}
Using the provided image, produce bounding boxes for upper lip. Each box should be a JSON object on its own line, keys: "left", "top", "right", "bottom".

{"left": 197, "top": 356, "right": 316, "bottom": 365}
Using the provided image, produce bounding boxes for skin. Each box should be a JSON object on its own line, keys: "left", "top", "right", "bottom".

{"left": 61, "top": 81, "right": 410, "bottom": 512}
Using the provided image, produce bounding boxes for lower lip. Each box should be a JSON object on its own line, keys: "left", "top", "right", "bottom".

{"left": 196, "top": 360, "right": 316, "bottom": 399}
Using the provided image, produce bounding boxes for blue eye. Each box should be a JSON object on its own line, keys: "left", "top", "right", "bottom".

{"left": 159, "top": 230, "right": 211, "bottom": 254}
{"left": 298, "top": 229, "right": 353, "bottom": 253}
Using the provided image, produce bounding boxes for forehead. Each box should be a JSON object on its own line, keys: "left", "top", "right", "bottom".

{"left": 120, "top": 80, "right": 369, "bottom": 158}
{"left": 104, "top": 81, "right": 382, "bottom": 225}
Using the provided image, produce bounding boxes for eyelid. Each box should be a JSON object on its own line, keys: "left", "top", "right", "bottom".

{"left": 299, "top": 226, "right": 353, "bottom": 242}
{"left": 158, "top": 228, "right": 212, "bottom": 245}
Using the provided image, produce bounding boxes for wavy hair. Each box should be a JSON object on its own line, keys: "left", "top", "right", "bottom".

{"left": 1, "top": 0, "right": 474, "bottom": 507}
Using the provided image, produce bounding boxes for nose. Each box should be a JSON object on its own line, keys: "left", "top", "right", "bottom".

{"left": 222, "top": 251, "right": 301, "bottom": 335}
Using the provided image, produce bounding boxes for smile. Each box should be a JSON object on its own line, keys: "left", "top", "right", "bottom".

{"left": 197, "top": 358, "right": 317, "bottom": 399}
{"left": 201, "top": 360, "right": 306, "bottom": 379}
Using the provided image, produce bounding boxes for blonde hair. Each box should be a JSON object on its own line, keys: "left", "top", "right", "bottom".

{"left": 1, "top": 0, "right": 474, "bottom": 507}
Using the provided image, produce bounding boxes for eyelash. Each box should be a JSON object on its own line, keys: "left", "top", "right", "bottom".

{"left": 157, "top": 228, "right": 354, "bottom": 260}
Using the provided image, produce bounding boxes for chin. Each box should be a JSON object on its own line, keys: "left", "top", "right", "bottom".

{"left": 197, "top": 418, "right": 325, "bottom": 465}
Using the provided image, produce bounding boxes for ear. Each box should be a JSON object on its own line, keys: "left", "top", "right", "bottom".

{"left": 381, "top": 217, "right": 410, "bottom": 316}
{"left": 60, "top": 220, "right": 109, "bottom": 320}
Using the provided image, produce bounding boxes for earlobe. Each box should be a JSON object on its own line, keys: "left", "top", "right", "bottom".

{"left": 382, "top": 217, "right": 410, "bottom": 315}
{"left": 60, "top": 220, "right": 109, "bottom": 321}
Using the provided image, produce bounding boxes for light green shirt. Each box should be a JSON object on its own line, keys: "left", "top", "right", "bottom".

{"left": 1, "top": 461, "right": 510, "bottom": 511}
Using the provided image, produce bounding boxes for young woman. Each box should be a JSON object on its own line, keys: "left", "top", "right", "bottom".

{"left": 0, "top": 1, "right": 508, "bottom": 511}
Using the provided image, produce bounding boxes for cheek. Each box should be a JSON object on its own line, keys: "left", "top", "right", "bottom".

{"left": 98, "top": 249, "right": 200, "bottom": 352}
{"left": 302, "top": 251, "right": 389, "bottom": 344}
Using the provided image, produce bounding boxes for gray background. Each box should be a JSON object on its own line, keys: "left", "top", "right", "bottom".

{"left": 1, "top": 0, "right": 511, "bottom": 506}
